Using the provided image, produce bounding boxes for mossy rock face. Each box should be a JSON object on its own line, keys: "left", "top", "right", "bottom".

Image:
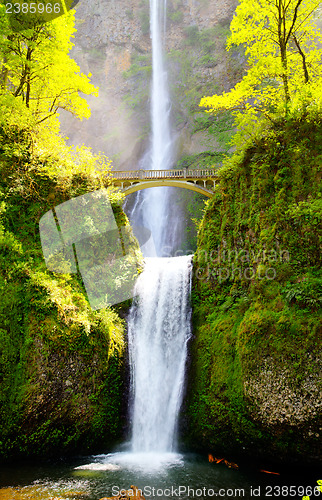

{"left": 184, "top": 117, "right": 322, "bottom": 465}
{"left": 0, "top": 128, "right": 140, "bottom": 461}
{"left": 0, "top": 305, "right": 126, "bottom": 460}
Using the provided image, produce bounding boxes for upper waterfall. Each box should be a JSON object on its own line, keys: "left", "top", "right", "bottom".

{"left": 150, "top": 0, "right": 172, "bottom": 173}
{"left": 127, "top": 0, "right": 176, "bottom": 257}
{"left": 141, "top": 0, "right": 173, "bottom": 256}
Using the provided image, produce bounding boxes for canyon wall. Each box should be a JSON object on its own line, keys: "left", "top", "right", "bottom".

{"left": 184, "top": 117, "right": 322, "bottom": 465}
{"left": 61, "top": 0, "right": 241, "bottom": 168}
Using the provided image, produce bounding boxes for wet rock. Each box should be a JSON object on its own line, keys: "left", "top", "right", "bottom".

{"left": 244, "top": 356, "right": 322, "bottom": 427}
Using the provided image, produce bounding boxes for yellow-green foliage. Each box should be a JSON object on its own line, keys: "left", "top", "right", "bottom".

{"left": 0, "top": 123, "right": 138, "bottom": 460}
{"left": 200, "top": 0, "right": 322, "bottom": 145}
{"left": 0, "top": 7, "right": 97, "bottom": 133}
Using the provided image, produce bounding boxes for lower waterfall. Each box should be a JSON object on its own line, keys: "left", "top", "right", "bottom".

{"left": 127, "top": 255, "right": 193, "bottom": 453}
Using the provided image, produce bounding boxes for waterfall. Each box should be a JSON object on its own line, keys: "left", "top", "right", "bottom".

{"left": 141, "top": 0, "right": 172, "bottom": 256}
{"left": 128, "top": 256, "right": 192, "bottom": 453}
{"left": 126, "top": 0, "right": 192, "bottom": 457}
{"left": 126, "top": 0, "right": 175, "bottom": 257}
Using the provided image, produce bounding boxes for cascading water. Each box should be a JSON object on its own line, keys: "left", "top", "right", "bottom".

{"left": 126, "top": 0, "right": 177, "bottom": 256}
{"left": 141, "top": 0, "right": 172, "bottom": 255}
{"left": 125, "top": 0, "right": 193, "bottom": 459}
{"left": 128, "top": 256, "right": 192, "bottom": 453}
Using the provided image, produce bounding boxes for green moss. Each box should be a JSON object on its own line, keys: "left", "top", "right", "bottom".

{"left": 0, "top": 124, "right": 139, "bottom": 460}
{"left": 184, "top": 117, "right": 322, "bottom": 464}
{"left": 193, "top": 111, "right": 236, "bottom": 152}
{"left": 168, "top": 10, "right": 183, "bottom": 23}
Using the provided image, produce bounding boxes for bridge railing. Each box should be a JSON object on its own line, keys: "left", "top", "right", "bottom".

{"left": 112, "top": 169, "right": 216, "bottom": 180}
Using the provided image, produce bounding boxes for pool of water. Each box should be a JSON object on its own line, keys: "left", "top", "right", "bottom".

{"left": 0, "top": 451, "right": 320, "bottom": 500}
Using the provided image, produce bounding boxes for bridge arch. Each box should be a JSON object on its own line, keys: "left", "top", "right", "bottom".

{"left": 111, "top": 169, "right": 216, "bottom": 198}
{"left": 119, "top": 180, "right": 214, "bottom": 197}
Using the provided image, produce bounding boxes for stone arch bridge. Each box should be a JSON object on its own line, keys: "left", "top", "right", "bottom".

{"left": 111, "top": 169, "right": 217, "bottom": 198}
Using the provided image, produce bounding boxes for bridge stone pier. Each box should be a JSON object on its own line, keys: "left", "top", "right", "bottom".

{"left": 111, "top": 169, "right": 217, "bottom": 198}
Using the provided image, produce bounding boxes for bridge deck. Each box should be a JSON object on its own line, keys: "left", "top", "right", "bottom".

{"left": 112, "top": 169, "right": 216, "bottom": 180}
{"left": 111, "top": 169, "right": 217, "bottom": 197}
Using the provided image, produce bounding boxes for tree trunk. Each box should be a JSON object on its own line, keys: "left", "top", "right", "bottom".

{"left": 280, "top": 45, "right": 291, "bottom": 104}
{"left": 293, "top": 35, "right": 309, "bottom": 83}
{"left": 25, "top": 46, "right": 32, "bottom": 108}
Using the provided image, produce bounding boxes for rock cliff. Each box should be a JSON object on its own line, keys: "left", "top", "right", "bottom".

{"left": 184, "top": 117, "right": 322, "bottom": 465}
{"left": 61, "top": 0, "right": 240, "bottom": 167}
{"left": 0, "top": 127, "right": 139, "bottom": 460}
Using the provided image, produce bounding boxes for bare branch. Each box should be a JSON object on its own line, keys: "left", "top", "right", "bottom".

{"left": 293, "top": 34, "right": 309, "bottom": 82}
{"left": 286, "top": 0, "right": 303, "bottom": 44}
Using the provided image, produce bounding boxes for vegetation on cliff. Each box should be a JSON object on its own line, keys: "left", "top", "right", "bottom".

{"left": 186, "top": 115, "right": 321, "bottom": 463}
{"left": 0, "top": 11, "right": 140, "bottom": 460}
{"left": 0, "top": 120, "right": 140, "bottom": 460}
{"left": 185, "top": 0, "right": 322, "bottom": 464}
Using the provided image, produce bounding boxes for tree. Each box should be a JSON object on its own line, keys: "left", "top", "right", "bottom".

{"left": 199, "top": 0, "right": 322, "bottom": 140}
{"left": 0, "top": 7, "right": 97, "bottom": 128}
